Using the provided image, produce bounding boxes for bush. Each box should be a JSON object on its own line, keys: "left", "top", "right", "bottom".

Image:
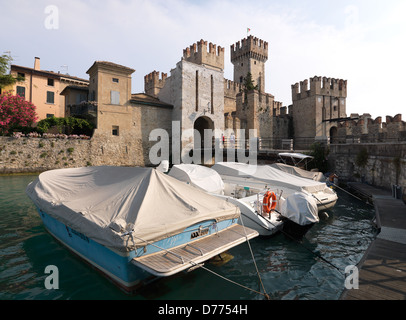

{"left": 0, "top": 93, "right": 38, "bottom": 135}
{"left": 36, "top": 116, "right": 94, "bottom": 136}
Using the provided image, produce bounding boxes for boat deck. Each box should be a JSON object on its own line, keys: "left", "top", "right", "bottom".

{"left": 132, "top": 224, "right": 258, "bottom": 277}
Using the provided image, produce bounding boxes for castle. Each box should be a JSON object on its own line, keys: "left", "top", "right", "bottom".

{"left": 60, "top": 35, "right": 405, "bottom": 166}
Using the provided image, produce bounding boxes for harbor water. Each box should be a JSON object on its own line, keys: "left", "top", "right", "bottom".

{"left": 0, "top": 174, "right": 377, "bottom": 300}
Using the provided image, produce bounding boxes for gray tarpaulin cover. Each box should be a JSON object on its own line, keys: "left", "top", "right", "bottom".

{"left": 269, "top": 163, "right": 324, "bottom": 182}
{"left": 168, "top": 164, "right": 225, "bottom": 195}
{"left": 26, "top": 166, "right": 240, "bottom": 252}
{"left": 212, "top": 162, "right": 327, "bottom": 194}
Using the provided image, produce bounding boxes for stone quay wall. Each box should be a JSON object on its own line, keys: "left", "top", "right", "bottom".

{"left": 0, "top": 135, "right": 145, "bottom": 174}
{"left": 328, "top": 142, "right": 406, "bottom": 200}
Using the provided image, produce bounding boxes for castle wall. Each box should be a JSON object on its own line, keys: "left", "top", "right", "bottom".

{"left": 158, "top": 59, "right": 225, "bottom": 151}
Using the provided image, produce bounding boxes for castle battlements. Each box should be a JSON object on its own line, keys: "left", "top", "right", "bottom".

{"left": 224, "top": 79, "right": 242, "bottom": 97}
{"left": 230, "top": 35, "right": 268, "bottom": 63}
{"left": 336, "top": 113, "right": 406, "bottom": 142}
{"left": 144, "top": 70, "right": 167, "bottom": 97}
{"left": 292, "top": 76, "right": 347, "bottom": 101}
{"left": 182, "top": 39, "right": 224, "bottom": 70}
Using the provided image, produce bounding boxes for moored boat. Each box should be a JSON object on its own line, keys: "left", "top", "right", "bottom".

{"left": 168, "top": 164, "right": 319, "bottom": 238}
{"left": 212, "top": 162, "right": 338, "bottom": 212}
{"left": 26, "top": 166, "right": 258, "bottom": 292}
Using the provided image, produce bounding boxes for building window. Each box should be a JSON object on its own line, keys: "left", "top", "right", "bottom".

{"left": 47, "top": 78, "right": 54, "bottom": 86}
{"left": 112, "top": 78, "right": 119, "bottom": 83}
{"left": 46, "top": 91, "right": 55, "bottom": 104}
{"left": 18, "top": 72, "right": 25, "bottom": 80}
{"left": 46, "top": 113, "right": 54, "bottom": 118}
{"left": 111, "top": 90, "right": 120, "bottom": 105}
{"left": 112, "top": 126, "right": 119, "bottom": 136}
{"left": 16, "top": 86, "right": 26, "bottom": 99}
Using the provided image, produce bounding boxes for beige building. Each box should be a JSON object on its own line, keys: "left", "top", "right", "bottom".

{"left": 8, "top": 57, "right": 88, "bottom": 120}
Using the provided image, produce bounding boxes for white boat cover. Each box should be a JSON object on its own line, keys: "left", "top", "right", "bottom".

{"left": 270, "top": 163, "right": 324, "bottom": 182}
{"left": 26, "top": 166, "right": 240, "bottom": 252}
{"left": 168, "top": 164, "right": 225, "bottom": 194}
{"left": 280, "top": 192, "right": 319, "bottom": 225}
{"left": 212, "top": 162, "right": 327, "bottom": 194}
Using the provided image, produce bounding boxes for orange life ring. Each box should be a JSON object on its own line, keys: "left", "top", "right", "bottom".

{"left": 263, "top": 191, "right": 277, "bottom": 214}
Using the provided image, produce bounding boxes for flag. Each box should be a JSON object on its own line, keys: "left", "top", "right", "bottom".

{"left": 247, "top": 28, "right": 251, "bottom": 33}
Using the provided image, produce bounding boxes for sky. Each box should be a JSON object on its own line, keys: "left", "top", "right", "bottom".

{"left": 1, "top": 0, "right": 405, "bottom": 120}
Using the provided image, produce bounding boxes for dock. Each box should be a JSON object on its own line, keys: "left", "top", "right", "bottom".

{"left": 341, "top": 182, "right": 406, "bottom": 300}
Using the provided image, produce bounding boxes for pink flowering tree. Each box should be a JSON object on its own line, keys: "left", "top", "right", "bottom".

{"left": 0, "top": 92, "right": 38, "bottom": 135}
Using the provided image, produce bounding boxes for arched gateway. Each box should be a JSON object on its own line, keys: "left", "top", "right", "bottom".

{"left": 194, "top": 116, "right": 215, "bottom": 150}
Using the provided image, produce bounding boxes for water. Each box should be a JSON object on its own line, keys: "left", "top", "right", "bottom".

{"left": 0, "top": 174, "right": 377, "bottom": 300}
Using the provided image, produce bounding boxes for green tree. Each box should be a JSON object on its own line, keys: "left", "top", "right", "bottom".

{"left": 242, "top": 72, "right": 258, "bottom": 92}
{"left": 0, "top": 55, "right": 24, "bottom": 89}
{"left": 308, "top": 142, "right": 329, "bottom": 172}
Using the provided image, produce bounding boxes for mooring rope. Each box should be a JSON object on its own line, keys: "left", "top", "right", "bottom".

{"left": 124, "top": 226, "right": 271, "bottom": 299}
{"left": 268, "top": 209, "right": 345, "bottom": 276}
{"left": 238, "top": 213, "right": 271, "bottom": 300}
{"left": 197, "top": 263, "right": 270, "bottom": 299}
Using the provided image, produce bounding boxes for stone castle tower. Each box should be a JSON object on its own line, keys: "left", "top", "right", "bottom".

{"left": 231, "top": 35, "right": 268, "bottom": 92}
{"left": 291, "top": 76, "right": 347, "bottom": 148}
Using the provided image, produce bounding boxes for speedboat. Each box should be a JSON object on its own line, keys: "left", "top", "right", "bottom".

{"left": 26, "top": 166, "right": 258, "bottom": 292}
{"left": 212, "top": 162, "right": 338, "bottom": 212}
{"left": 168, "top": 164, "right": 319, "bottom": 238}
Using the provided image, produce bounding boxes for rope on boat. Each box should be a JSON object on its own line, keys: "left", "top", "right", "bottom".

{"left": 331, "top": 182, "right": 374, "bottom": 207}
{"left": 270, "top": 209, "right": 345, "bottom": 276}
{"left": 123, "top": 226, "right": 271, "bottom": 300}
{"left": 238, "top": 214, "right": 271, "bottom": 300}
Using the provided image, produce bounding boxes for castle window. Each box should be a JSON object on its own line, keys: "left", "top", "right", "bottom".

{"left": 112, "top": 126, "right": 119, "bottom": 136}
{"left": 112, "top": 78, "right": 119, "bottom": 83}
{"left": 111, "top": 90, "right": 120, "bottom": 105}
{"left": 239, "top": 76, "right": 243, "bottom": 83}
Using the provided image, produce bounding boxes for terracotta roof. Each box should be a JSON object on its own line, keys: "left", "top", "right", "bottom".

{"left": 60, "top": 85, "right": 89, "bottom": 95}
{"left": 130, "top": 93, "right": 173, "bottom": 108}
{"left": 86, "top": 61, "right": 135, "bottom": 74}
{"left": 10, "top": 65, "right": 89, "bottom": 83}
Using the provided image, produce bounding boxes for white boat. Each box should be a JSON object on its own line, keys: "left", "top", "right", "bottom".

{"left": 26, "top": 166, "right": 258, "bottom": 292}
{"left": 270, "top": 163, "right": 325, "bottom": 182}
{"left": 168, "top": 164, "right": 319, "bottom": 238}
{"left": 211, "top": 162, "right": 338, "bottom": 212}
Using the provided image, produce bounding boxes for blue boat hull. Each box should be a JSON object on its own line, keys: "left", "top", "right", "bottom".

{"left": 36, "top": 208, "right": 237, "bottom": 292}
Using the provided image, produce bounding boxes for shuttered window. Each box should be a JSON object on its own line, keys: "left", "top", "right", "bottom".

{"left": 16, "top": 86, "right": 26, "bottom": 99}
{"left": 46, "top": 91, "right": 55, "bottom": 104}
{"left": 111, "top": 90, "right": 120, "bottom": 105}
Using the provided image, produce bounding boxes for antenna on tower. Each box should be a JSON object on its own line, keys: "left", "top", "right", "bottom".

{"left": 60, "top": 65, "right": 69, "bottom": 75}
